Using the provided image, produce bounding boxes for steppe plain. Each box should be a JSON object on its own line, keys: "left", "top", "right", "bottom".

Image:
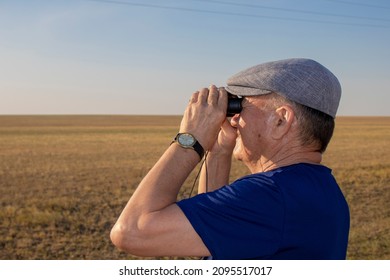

{"left": 0, "top": 115, "right": 389, "bottom": 259}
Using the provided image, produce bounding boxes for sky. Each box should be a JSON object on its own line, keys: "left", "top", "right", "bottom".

{"left": 0, "top": 0, "right": 389, "bottom": 116}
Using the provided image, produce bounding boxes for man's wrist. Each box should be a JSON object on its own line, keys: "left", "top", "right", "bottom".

{"left": 207, "top": 149, "right": 233, "bottom": 160}
{"left": 171, "top": 133, "right": 205, "bottom": 160}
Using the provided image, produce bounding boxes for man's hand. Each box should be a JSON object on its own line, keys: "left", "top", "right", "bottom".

{"left": 209, "top": 118, "right": 237, "bottom": 156}
{"left": 179, "top": 85, "right": 228, "bottom": 151}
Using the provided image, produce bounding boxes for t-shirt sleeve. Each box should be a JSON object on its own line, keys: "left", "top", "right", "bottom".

{"left": 176, "top": 175, "right": 284, "bottom": 259}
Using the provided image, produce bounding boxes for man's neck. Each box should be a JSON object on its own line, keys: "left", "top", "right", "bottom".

{"left": 249, "top": 146, "right": 322, "bottom": 174}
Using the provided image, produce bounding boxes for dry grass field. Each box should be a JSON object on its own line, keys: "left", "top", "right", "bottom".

{"left": 0, "top": 115, "right": 389, "bottom": 260}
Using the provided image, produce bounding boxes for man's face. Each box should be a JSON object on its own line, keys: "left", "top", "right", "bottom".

{"left": 230, "top": 95, "right": 277, "bottom": 168}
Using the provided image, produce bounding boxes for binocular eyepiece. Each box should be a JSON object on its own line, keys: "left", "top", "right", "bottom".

{"left": 227, "top": 94, "right": 242, "bottom": 117}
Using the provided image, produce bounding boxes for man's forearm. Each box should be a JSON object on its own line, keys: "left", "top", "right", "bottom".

{"left": 118, "top": 144, "right": 200, "bottom": 221}
{"left": 198, "top": 152, "right": 232, "bottom": 193}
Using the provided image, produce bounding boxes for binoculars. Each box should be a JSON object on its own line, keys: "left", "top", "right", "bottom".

{"left": 227, "top": 94, "right": 242, "bottom": 117}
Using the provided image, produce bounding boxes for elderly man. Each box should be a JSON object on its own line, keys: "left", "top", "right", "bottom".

{"left": 110, "top": 58, "right": 350, "bottom": 260}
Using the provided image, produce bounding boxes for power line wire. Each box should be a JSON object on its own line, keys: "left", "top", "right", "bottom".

{"left": 324, "top": 0, "right": 390, "bottom": 10}
{"left": 190, "top": 0, "right": 390, "bottom": 22}
{"left": 86, "top": 0, "right": 389, "bottom": 28}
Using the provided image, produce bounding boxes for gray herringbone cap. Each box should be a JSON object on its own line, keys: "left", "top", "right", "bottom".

{"left": 226, "top": 58, "right": 341, "bottom": 118}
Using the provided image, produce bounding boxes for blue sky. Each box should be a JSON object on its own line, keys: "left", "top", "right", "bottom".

{"left": 0, "top": 0, "right": 389, "bottom": 116}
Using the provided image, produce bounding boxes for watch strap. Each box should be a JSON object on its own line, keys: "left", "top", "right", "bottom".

{"left": 192, "top": 139, "right": 205, "bottom": 159}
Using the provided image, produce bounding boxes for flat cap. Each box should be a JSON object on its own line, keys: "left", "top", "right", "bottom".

{"left": 226, "top": 58, "right": 341, "bottom": 118}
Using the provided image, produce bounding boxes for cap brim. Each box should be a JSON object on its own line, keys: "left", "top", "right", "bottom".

{"left": 225, "top": 86, "right": 272, "bottom": 97}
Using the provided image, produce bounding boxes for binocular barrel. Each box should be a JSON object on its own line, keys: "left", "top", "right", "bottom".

{"left": 227, "top": 97, "right": 242, "bottom": 117}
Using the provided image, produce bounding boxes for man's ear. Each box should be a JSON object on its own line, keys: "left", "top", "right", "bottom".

{"left": 272, "top": 105, "right": 295, "bottom": 140}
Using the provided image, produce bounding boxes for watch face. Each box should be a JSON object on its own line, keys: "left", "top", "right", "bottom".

{"left": 178, "top": 133, "right": 195, "bottom": 147}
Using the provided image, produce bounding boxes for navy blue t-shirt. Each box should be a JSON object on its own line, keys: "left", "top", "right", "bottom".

{"left": 177, "top": 163, "right": 350, "bottom": 260}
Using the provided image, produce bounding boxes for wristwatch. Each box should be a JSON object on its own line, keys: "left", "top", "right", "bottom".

{"left": 173, "top": 133, "right": 205, "bottom": 160}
